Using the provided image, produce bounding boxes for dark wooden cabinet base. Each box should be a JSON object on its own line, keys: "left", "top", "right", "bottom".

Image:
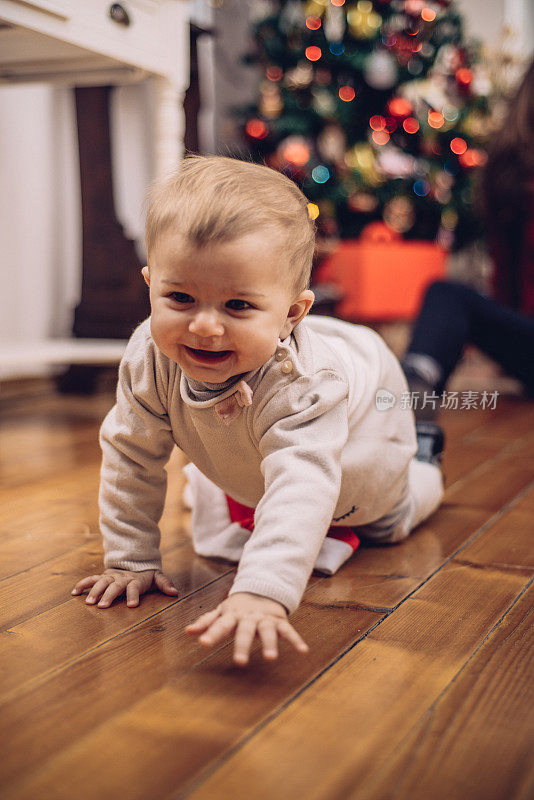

{"left": 73, "top": 85, "right": 150, "bottom": 340}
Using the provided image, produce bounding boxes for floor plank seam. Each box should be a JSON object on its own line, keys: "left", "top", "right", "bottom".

{"left": 312, "top": 602, "right": 393, "bottom": 613}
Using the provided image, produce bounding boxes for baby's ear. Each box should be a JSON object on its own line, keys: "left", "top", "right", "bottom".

{"left": 280, "top": 289, "right": 315, "bottom": 338}
{"left": 141, "top": 266, "right": 150, "bottom": 286}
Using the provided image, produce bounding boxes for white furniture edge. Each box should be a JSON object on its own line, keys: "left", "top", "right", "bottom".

{"left": 0, "top": 339, "right": 128, "bottom": 370}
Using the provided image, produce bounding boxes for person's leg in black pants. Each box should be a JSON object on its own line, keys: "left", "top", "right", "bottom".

{"left": 402, "top": 280, "right": 534, "bottom": 418}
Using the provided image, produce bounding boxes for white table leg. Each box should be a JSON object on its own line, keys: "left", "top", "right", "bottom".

{"left": 152, "top": 76, "right": 185, "bottom": 180}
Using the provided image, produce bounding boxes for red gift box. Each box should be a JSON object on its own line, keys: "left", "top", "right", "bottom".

{"left": 315, "top": 225, "right": 447, "bottom": 321}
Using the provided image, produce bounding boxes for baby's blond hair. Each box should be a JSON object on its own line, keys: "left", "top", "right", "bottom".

{"left": 145, "top": 154, "right": 316, "bottom": 293}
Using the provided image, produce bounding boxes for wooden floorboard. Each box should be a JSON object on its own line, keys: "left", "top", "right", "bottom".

{"left": 0, "top": 389, "right": 533, "bottom": 800}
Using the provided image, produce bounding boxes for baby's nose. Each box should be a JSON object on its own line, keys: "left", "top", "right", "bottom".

{"left": 188, "top": 310, "right": 224, "bottom": 337}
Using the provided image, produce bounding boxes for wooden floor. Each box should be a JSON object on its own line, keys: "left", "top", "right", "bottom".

{"left": 1, "top": 386, "right": 533, "bottom": 800}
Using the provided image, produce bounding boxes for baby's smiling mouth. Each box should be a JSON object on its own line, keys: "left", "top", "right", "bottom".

{"left": 185, "top": 346, "right": 232, "bottom": 363}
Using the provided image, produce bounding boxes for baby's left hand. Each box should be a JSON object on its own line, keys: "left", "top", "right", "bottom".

{"left": 185, "top": 592, "right": 309, "bottom": 665}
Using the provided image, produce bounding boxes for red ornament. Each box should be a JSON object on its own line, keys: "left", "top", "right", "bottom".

{"left": 450, "top": 137, "right": 467, "bottom": 155}
{"left": 459, "top": 148, "right": 488, "bottom": 168}
{"left": 306, "top": 16, "right": 322, "bottom": 30}
{"left": 372, "top": 130, "right": 390, "bottom": 146}
{"left": 305, "top": 46, "right": 322, "bottom": 62}
{"left": 428, "top": 111, "right": 444, "bottom": 129}
{"left": 245, "top": 119, "right": 268, "bottom": 139}
{"left": 369, "top": 115, "right": 386, "bottom": 131}
{"left": 403, "top": 117, "right": 419, "bottom": 134}
{"left": 339, "top": 86, "right": 356, "bottom": 102}
{"left": 455, "top": 67, "right": 473, "bottom": 87}
{"left": 281, "top": 139, "right": 311, "bottom": 166}
{"left": 388, "top": 97, "right": 413, "bottom": 118}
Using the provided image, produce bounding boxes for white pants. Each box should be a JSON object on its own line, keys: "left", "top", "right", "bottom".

{"left": 183, "top": 458, "right": 444, "bottom": 574}
{"left": 354, "top": 459, "right": 444, "bottom": 544}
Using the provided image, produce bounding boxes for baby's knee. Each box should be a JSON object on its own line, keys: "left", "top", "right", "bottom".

{"left": 357, "top": 527, "right": 411, "bottom": 547}
{"left": 353, "top": 507, "right": 413, "bottom": 547}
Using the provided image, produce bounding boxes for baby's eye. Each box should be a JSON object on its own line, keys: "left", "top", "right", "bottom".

{"left": 226, "top": 299, "right": 253, "bottom": 311}
{"left": 170, "top": 291, "right": 194, "bottom": 304}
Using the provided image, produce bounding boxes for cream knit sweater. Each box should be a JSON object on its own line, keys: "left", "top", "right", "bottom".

{"left": 99, "top": 315, "right": 416, "bottom": 613}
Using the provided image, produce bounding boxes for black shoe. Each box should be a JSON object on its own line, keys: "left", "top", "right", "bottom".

{"left": 402, "top": 365, "right": 440, "bottom": 423}
{"left": 415, "top": 421, "right": 445, "bottom": 467}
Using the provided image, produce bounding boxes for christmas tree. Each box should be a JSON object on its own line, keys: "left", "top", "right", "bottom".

{"left": 239, "top": 0, "right": 494, "bottom": 251}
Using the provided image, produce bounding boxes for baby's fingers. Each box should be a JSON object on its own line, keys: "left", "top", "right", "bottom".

{"left": 258, "top": 619, "right": 279, "bottom": 661}
{"left": 185, "top": 606, "right": 222, "bottom": 634}
{"left": 154, "top": 572, "right": 179, "bottom": 597}
{"left": 198, "top": 613, "right": 237, "bottom": 648}
{"left": 71, "top": 575, "right": 104, "bottom": 595}
{"left": 276, "top": 619, "right": 309, "bottom": 654}
{"left": 126, "top": 581, "right": 141, "bottom": 607}
{"left": 233, "top": 619, "right": 257, "bottom": 665}
{"left": 97, "top": 580, "right": 128, "bottom": 608}
{"left": 85, "top": 577, "right": 114, "bottom": 605}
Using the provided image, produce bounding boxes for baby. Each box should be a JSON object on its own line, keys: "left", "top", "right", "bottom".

{"left": 72, "top": 155, "right": 444, "bottom": 665}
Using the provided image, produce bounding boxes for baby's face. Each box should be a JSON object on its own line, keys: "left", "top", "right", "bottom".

{"left": 143, "top": 230, "right": 313, "bottom": 382}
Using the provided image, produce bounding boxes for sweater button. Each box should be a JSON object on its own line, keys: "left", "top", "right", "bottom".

{"left": 275, "top": 348, "right": 288, "bottom": 361}
{"left": 281, "top": 359, "right": 293, "bottom": 374}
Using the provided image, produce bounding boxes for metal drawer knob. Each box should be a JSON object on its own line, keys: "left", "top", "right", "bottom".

{"left": 109, "top": 3, "right": 130, "bottom": 27}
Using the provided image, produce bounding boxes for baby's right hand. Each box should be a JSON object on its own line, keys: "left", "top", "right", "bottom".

{"left": 71, "top": 568, "right": 178, "bottom": 608}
